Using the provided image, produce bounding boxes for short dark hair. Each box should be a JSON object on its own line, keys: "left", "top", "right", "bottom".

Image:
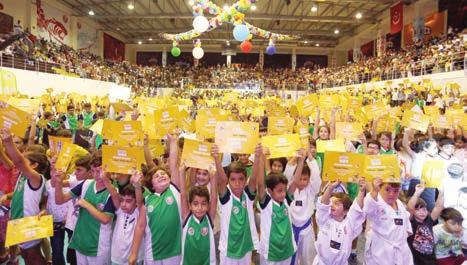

{"left": 189, "top": 185, "right": 210, "bottom": 203}
{"left": 414, "top": 198, "right": 427, "bottom": 209}
{"left": 266, "top": 172, "right": 288, "bottom": 190}
{"left": 227, "top": 161, "right": 247, "bottom": 179}
{"left": 56, "top": 130, "right": 72, "bottom": 138}
{"left": 378, "top": 131, "right": 392, "bottom": 140}
{"left": 332, "top": 193, "right": 352, "bottom": 210}
{"left": 439, "top": 138, "right": 455, "bottom": 147}
{"left": 269, "top": 157, "right": 287, "bottom": 172}
{"left": 43, "top": 111, "right": 53, "bottom": 119}
{"left": 440, "top": 207, "right": 464, "bottom": 224}
{"left": 301, "top": 164, "right": 311, "bottom": 178}
{"left": 367, "top": 140, "right": 381, "bottom": 149}
{"left": 75, "top": 154, "right": 91, "bottom": 170}
{"left": 90, "top": 150, "right": 102, "bottom": 167}
{"left": 83, "top": 102, "right": 92, "bottom": 108}
{"left": 120, "top": 184, "right": 136, "bottom": 198}
{"left": 67, "top": 105, "right": 75, "bottom": 111}
{"left": 308, "top": 138, "right": 317, "bottom": 147}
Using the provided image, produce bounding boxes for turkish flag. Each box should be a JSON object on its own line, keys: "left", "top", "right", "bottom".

{"left": 390, "top": 1, "right": 403, "bottom": 34}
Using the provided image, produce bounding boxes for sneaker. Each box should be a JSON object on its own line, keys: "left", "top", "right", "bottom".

{"left": 348, "top": 252, "right": 358, "bottom": 265}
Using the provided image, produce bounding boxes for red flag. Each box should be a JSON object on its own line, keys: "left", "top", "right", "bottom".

{"left": 390, "top": 1, "right": 403, "bottom": 34}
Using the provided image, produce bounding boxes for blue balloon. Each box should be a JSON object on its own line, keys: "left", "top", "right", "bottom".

{"left": 266, "top": 45, "right": 276, "bottom": 55}
{"left": 233, "top": 25, "right": 250, "bottom": 42}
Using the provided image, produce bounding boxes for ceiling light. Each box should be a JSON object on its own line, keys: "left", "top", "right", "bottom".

{"left": 315, "top": 43, "right": 320, "bottom": 47}
{"left": 304, "top": 41, "right": 308, "bottom": 44}
{"left": 188, "top": 0, "right": 195, "bottom": 5}
{"left": 138, "top": 40, "right": 142, "bottom": 45}
{"left": 88, "top": 10, "right": 95, "bottom": 16}
{"left": 355, "top": 12, "right": 362, "bottom": 19}
{"left": 334, "top": 29, "right": 340, "bottom": 34}
{"left": 148, "top": 37, "right": 153, "bottom": 41}
{"left": 127, "top": 3, "right": 135, "bottom": 10}
{"left": 311, "top": 5, "right": 318, "bottom": 12}
{"left": 251, "top": 4, "right": 257, "bottom": 11}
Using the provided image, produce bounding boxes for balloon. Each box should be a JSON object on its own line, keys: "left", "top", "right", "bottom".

{"left": 171, "top": 47, "right": 181, "bottom": 57}
{"left": 233, "top": 24, "right": 250, "bottom": 42}
{"left": 192, "top": 47, "right": 204, "bottom": 59}
{"left": 193, "top": 16, "right": 209, "bottom": 32}
{"left": 240, "top": 40, "right": 252, "bottom": 53}
{"left": 266, "top": 45, "right": 276, "bottom": 55}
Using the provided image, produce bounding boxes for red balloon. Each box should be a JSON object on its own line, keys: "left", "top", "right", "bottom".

{"left": 240, "top": 40, "right": 252, "bottom": 53}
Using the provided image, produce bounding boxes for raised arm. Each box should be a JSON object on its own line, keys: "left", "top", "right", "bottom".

{"left": 53, "top": 169, "right": 74, "bottom": 204}
{"left": 249, "top": 144, "right": 263, "bottom": 193}
{"left": 208, "top": 166, "right": 217, "bottom": 220}
{"left": 130, "top": 171, "right": 144, "bottom": 208}
{"left": 102, "top": 172, "right": 120, "bottom": 209}
{"left": 288, "top": 149, "right": 306, "bottom": 194}
{"left": 312, "top": 108, "right": 320, "bottom": 140}
{"left": 320, "top": 180, "right": 341, "bottom": 205}
{"left": 369, "top": 177, "right": 382, "bottom": 201}
{"left": 355, "top": 177, "right": 366, "bottom": 209}
{"left": 167, "top": 133, "right": 180, "bottom": 188}
{"left": 371, "top": 119, "right": 379, "bottom": 141}
{"left": 211, "top": 144, "right": 228, "bottom": 196}
{"left": 257, "top": 144, "right": 266, "bottom": 202}
{"left": 402, "top": 128, "right": 416, "bottom": 158}
{"left": 178, "top": 163, "right": 189, "bottom": 220}
{"left": 329, "top": 108, "right": 337, "bottom": 140}
{"left": 0, "top": 128, "right": 42, "bottom": 188}
{"left": 143, "top": 134, "right": 157, "bottom": 170}
{"left": 431, "top": 188, "right": 444, "bottom": 221}
{"left": 75, "top": 198, "right": 113, "bottom": 224}
{"left": 0, "top": 141, "right": 13, "bottom": 170}
{"left": 27, "top": 116, "right": 37, "bottom": 146}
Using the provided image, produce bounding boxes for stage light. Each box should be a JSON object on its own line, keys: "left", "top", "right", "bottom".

{"left": 334, "top": 29, "right": 340, "bottom": 34}
{"left": 148, "top": 37, "right": 153, "bottom": 41}
{"left": 138, "top": 40, "right": 142, "bottom": 45}
{"left": 88, "top": 10, "right": 95, "bottom": 16}
{"left": 355, "top": 12, "right": 362, "bottom": 19}
{"left": 127, "top": 3, "right": 135, "bottom": 10}
{"left": 311, "top": 5, "right": 317, "bottom": 12}
{"left": 315, "top": 43, "right": 319, "bottom": 47}
{"left": 304, "top": 41, "right": 308, "bottom": 44}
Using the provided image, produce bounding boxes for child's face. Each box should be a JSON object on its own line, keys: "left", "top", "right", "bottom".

{"left": 380, "top": 184, "right": 401, "bottom": 206}
{"left": 440, "top": 144, "right": 455, "bottom": 156}
{"left": 237, "top": 154, "right": 250, "bottom": 165}
{"left": 74, "top": 166, "right": 90, "bottom": 180}
{"left": 120, "top": 195, "right": 137, "bottom": 214}
{"left": 308, "top": 144, "right": 317, "bottom": 156}
{"left": 268, "top": 183, "right": 287, "bottom": 203}
{"left": 196, "top": 169, "right": 210, "bottom": 186}
{"left": 444, "top": 219, "right": 463, "bottom": 235}
{"left": 455, "top": 140, "right": 464, "bottom": 149}
{"left": 330, "top": 197, "right": 348, "bottom": 220}
{"left": 152, "top": 169, "right": 170, "bottom": 193}
{"left": 113, "top": 173, "right": 130, "bottom": 185}
{"left": 297, "top": 174, "right": 310, "bottom": 190}
{"left": 318, "top": 127, "right": 329, "bottom": 140}
{"left": 189, "top": 195, "right": 209, "bottom": 220}
{"left": 271, "top": 160, "right": 283, "bottom": 173}
{"left": 414, "top": 206, "right": 428, "bottom": 222}
{"left": 68, "top": 108, "right": 74, "bottom": 115}
{"left": 91, "top": 165, "right": 103, "bottom": 181}
{"left": 379, "top": 135, "right": 391, "bottom": 150}
{"left": 425, "top": 143, "right": 438, "bottom": 156}
{"left": 367, "top": 143, "right": 380, "bottom": 155}
{"left": 228, "top": 172, "right": 246, "bottom": 198}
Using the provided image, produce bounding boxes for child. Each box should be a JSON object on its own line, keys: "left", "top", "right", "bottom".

{"left": 0, "top": 128, "right": 48, "bottom": 264}
{"left": 287, "top": 149, "right": 321, "bottom": 265}
{"left": 54, "top": 151, "right": 115, "bottom": 265}
{"left": 129, "top": 133, "right": 182, "bottom": 265}
{"left": 213, "top": 144, "right": 260, "bottom": 265}
{"left": 257, "top": 146, "right": 296, "bottom": 265}
{"left": 433, "top": 208, "right": 467, "bottom": 265}
{"left": 179, "top": 163, "right": 217, "bottom": 265}
{"left": 364, "top": 178, "right": 414, "bottom": 265}
{"left": 61, "top": 105, "right": 79, "bottom": 133}
{"left": 103, "top": 172, "right": 143, "bottom": 265}
{"left": 313, "top": 178, "right": 366, "bottom": 265}
{"left": 407, "top": 183, "right": 444, "bottom": 265}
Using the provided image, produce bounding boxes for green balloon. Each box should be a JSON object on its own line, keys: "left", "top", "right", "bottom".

{"left": 171, "top": 47, "right": 181, "bottom": 57}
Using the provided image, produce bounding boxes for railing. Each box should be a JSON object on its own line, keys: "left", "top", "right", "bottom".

{"left": 0, "top": 54, "right": 62, "bottom": 74}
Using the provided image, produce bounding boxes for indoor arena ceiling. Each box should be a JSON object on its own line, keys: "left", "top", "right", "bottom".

{"left": 61, "top": 0, "right": 397, "bottom": 47}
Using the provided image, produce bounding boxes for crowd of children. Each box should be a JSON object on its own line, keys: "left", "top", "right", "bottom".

{"left": 0, "top": 84, "right": 465, "bottom": 265}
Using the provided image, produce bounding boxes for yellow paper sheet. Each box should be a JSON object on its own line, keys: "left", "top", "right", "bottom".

{"left": 102, "top": 145, "right": 145, "bottom": 174}
{"left": 7, "top": 98, "right": 40, "bottom": 114}
{"left": 335, "top": 122, "right": 363, "bottom": 141}
{"left": 361, "top": 154, "right": 401, "bottom": 183}
{"left": 421, "top": 159, "right": 445, "bottom": 188}
{"left": 296, "top": 94, "right": 318, "bottom": 117}
{"left": 215, "top": 121, "right": 259, "bottom": 154}
{"left": 154, "top": 106, "right": 180, "bottom": 139}
{"left": 261, "top": 134, "right": 301, "bottom": 159}
{"left": 431, "top": 115, "right": 453, "bottom": 129}
{"left": 316, "top": 139, "right": 346, "bottom": 153}
{"left": 5, "top": 215, "right": 53, "bottom": 247}
{"left": 267, "top": 116, "right": 294, "bottom": 135}
{"left": 195, "top": 110, "right": 228, "bottom": 139}
{"left": 102, "top": 120, "right": 143, "bottom": 146}
{"left": 401, "top": 111, "right": 430, "bottom": 133}
{"left": 181, "top": 139, "right": 215, "bottom": 170}
{"left": 0, "top": 101, "right": 31, "bottom": 138}
{"left": 322, "top": 151, "right": 364, "bottom": 182}
{"left": 48, "top": 136, "right": 73, "bottom": 156}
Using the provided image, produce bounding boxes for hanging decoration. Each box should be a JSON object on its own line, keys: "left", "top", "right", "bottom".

{"left": 266, "top": 39, "right": 276, "bottom": 55}
{"left": 240, "top": 40, "right": 252, "bottom": 53}
{"left": 159, "top": 0, "right": 299, "bottom": 58}
{"left": 192, "top": 39, "right": 204, "bottom": 59}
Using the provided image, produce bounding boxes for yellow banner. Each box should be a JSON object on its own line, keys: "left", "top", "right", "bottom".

{"left": 111, "top": 102, "right": 132, "bottom": 113}
{"left": 296, "top": 94, "right": 318, "bottom": 117}
{"left": 261, "top": 134, "right": 301, "bottom": 159}
{"left": 0, "top": 69, "right": 17, "bottom": 95}
{"left": 141, "top": 112, "right": 157, "bottom": 139}
{"left": 319, "top": 95, "right": 339, "bottom": 109}
{"left": 154, "top": 106, "right": 180, "bottom": 139}
{"left": 446, "top": 109, "right": 467, "bottom": 128}
{"left": 363, "top": 101, "right": 388, "bottom": 120}
{"left": 335, "top": 122, "right": 363, "bottom": 141}
{"left": 421, "top": 159, "right": 444, "bottom": 188}
{"left": 195, "top": 110, "right": 228, "bottom": 139}
{"left": 0, "top": 101, "right": 31, "bottom": 138}
{"left": 376, "top": 114, "right": 399, "bottom": 133}
{"left": 102, "top": 145, "right": 145, "bottom": 174}
{"left": 102, "top": 120, "right": 143, "bottom": 146}
{"left": 215, "top": 121, "right": 259, "bottom": 154}
{"left": 267, "top": 116, "right": 294, "bottom": 135}
{"left": 181, "top": 139, "right": 215, "bottom": 170}
{"left": 294, "top": 123, "right": 310, "bottom": 148}
{"left": 316, "top": 139, "right": 345, "bottom": 153}
{"left": 7, "top": 98, "right": 40, "bottom": 114}
{"left": 361, "top": 154, "right": 400, "bottom": 183}
{"left": 5, "top": 215, "right": 53, "bottom": 247}
{"left": 431, "top": 115, "right": 453, "bottom": 129}
{"left": 401, "top": 111, "right": 430, "bottom": 133}
{"left": 424, "top": 106, "right": 440, "bottom": 117}
{"left": 48, "top": 136, "right": 72, "bottom": 156}
{"left": 322, "top": 151, "right": 364, "bottom": 182}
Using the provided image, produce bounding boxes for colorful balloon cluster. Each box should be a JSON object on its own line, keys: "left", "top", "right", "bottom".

{"left": 160, "top": 0, "right": 299, "bottom": 58}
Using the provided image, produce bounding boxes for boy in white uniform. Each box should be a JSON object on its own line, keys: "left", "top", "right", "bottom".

{"left": 287, "top": 150, "right": 321, "bottom": 265}
{"left": 313, "top": 178, "right": 366, "bottom": 265}
{"left": 364, "top": 178, "right": 414, "bottom": 265}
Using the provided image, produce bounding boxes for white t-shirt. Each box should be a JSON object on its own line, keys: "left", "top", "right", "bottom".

{"left": 111, "top": 208, "right": 143, "bottom": 264}
{"left": 46, "top": 180, "right": 71, "bottom": 223}
{"left": 64, "top": 175, "right": 83, "bottom": 230}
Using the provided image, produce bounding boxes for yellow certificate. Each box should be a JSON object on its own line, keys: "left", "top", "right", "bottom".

{"left": 376, "top": 114, "right": 399, "bottom": 133}
{"left": 0, "top": 101, "right": 31, "bottom": 138}
{"left": 361, "top": 154, "right": 401, "bottom": 183}
{"left": 5, "top": 215, "right": 53, "bottom": 247}
{"left": 294, "top": 123, "right": 310, "bottom": 148}
{"left": 181, "top": 139, "right": 215, "bottom": 170}
{"left": 261, "top": 134, "right": 301, "bottom": 159}
{"left": 55, "top": 142, "right": 80, "bottom": 171}
{"left": 7, "top": 98, "right": 40, "bottom": 114}
{"left": 154, "top": 106, "right": 180, "bottom": 139}
{"left": 215, "top": 121, "right": 259, "bottom": 154}
{"left": 102, "top": 145, "right": 145, "bottom": 174}
{"left": 296, "top": 94, "right": 318, "bottom": 117}
{"left": 89, "top": 119, "right": 104, "bottom": 135}
{"left": 421, "top": 159, "right": 445, "bottom": 188}
{"left": 316, "top": 139, "right": 345, "bottom": 153}
{"left": 401, "top": 111, "right": 430, "bottom": 133}
{"left": 431, "top": 115, "right": 453, "bottom": 129}
{"left": 267, "top": 116, "right": 294, "bottom": 135}
{"left": 48, "top": 136, "right": 72, "bottom": 156}
{"left": 196, "top": 110, "right": 228, "bottom": 139}
{"left": 318, "top": 94, "right": 339, "bottom": 109}
{"left": 111, "top": 102, "right": 132, "bottom": 113}
{"left": 322, "top": 151, "right": 364, "bottom": 182}
{"left": 102, "top": 120, "right": 143, "bottom": 146}
{"left": 335, "top": 122, "right": 363, "bottom": 141}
